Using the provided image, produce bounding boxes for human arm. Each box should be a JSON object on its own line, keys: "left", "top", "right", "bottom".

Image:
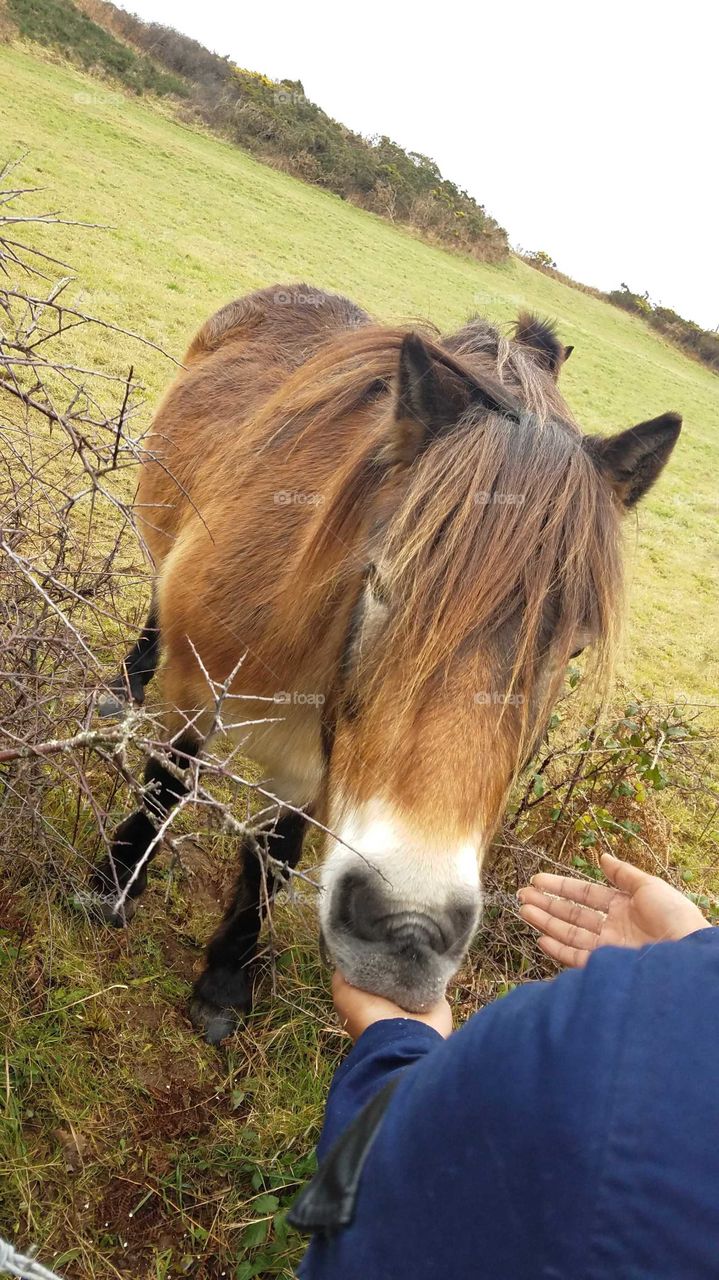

{"left": 297, "top": 863, "right": 718, "bottom": 1278}
{"left": 298, "top": 939, "right": 651, "bottom": 1278}
{"left": 310, "top": 974, "right": 451, "bottom": 1161}
{"left": 323, "top": 849, "right": 709, "bottom": 1152}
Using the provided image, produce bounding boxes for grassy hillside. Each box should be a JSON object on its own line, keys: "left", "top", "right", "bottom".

{"left": 5, "top": 0, "right": 510, "bottom": 262}
{"left": 0, "top": 43, "right": 717, "bottom": 1280}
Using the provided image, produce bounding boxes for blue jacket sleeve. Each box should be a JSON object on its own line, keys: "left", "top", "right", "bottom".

{"left": 315, "top": 1018, "right": 443, "bottom": 1161}
{"left": 300, "top": 928, "right": 719, "bottom": 1280}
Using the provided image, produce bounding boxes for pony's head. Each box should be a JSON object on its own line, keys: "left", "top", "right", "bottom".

{"left": 299, "top": 316, "right": 680, "bottom": 1010}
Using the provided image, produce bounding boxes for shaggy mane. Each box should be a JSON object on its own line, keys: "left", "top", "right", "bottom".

{"left": 250, "top": 322, "right": 622, "bottom": 761}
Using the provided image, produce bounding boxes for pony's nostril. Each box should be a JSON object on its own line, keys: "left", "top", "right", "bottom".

{"left": 331, "top": 874, "right": 452, "bottom": 955}
{"left": 381, "top": 912, "right": 445, "bottom": 955}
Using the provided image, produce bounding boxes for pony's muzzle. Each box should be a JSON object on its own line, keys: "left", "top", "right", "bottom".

{"left": 323, "top": 870, "right": 479, "bottom": 1012}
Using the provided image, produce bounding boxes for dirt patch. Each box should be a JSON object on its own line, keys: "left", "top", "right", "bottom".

{"left": 135, "top": 1071, "right": 224, "bottom": 1142}
{"left": 114, "top": 999, "right": 167, "bottom": 1031}
{"left": 94, "top": 1172, "right": 185, "bottom": 1276}
{"left": 52, "top": 1125, "right": 90, "bottom": 1174}
{"left": 93, "top": 1137, "right": 238, "bottom": 1280}
{"left": 0, "top": 887, "right": 30, "bottom": 936}
{"left": 171, "top": 841, "right": 230, "bottom": 915}
{"left": 132, "top": 1047, "right": 205, "bottom": 1095}
{"left": 156, "top": 931, "right": 204, "bottom": 984}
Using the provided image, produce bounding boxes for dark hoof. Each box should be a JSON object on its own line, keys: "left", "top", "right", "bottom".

{"left": 95, "top": 894, "right": 138, "bottom": 926}
{"left": 189, "top": 996, "right": 240, "bottom": 1045}
{"left": 189, "top": 968, "right": 253, "bottom": 1044}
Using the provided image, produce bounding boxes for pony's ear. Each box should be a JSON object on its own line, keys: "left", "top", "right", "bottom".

{"left": 392, "top": 332, "right": 517, "bottom": 463}
{"left": 585, "top": 412, "right": 682, "bottom": 508}
{"left": 513, "top": 312, "right": 567, "bottom": 378}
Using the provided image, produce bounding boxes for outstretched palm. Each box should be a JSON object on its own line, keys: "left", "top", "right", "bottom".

{"left": 518, "top": 852, "right": 709, "bottom": 968}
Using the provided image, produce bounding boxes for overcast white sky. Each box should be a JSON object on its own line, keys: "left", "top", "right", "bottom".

{"left": 122, "top": 0, "right": 717, "bottom": 329}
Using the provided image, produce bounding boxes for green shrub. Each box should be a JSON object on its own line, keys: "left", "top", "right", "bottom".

{"left": 7, "top": 0, "right": 186, "bottom": 95}
{"left": 525, "top": 249, "right": 557, "bottom": 270}
{"left": 608, "top": 284, "right": 719, "bottom": 372}
{"left": 220, "top": 71, "right": 508, "bottom": 261}
{"left": 509, "top": 676, "right": 717, "bottom": 909}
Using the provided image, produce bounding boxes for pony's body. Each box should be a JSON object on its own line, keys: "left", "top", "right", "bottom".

{"left": 98, "top": 284, "right": 681, "bottom": 1041}
{"left": 137, "top": 287, "right": 574, "bottom": 804}
{"left": 140, "top": 287, "right": 372, "bottom": 806}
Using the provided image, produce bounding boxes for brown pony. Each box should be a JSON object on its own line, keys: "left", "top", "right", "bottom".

{"left": 95, "top": 284, "right": 681, "bottom": 1042}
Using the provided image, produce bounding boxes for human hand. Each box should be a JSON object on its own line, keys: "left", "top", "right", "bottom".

{"left": 518, "top": 852, "right": 709, "bottom": 968}
{"left": 332, "top": 971, "right": 453, "bottom": 1042}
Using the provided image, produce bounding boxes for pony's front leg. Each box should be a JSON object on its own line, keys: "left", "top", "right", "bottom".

{"left": 190, "top": 809, "right": 307, "bottom": 1043}
{"left": 91, "top": 730, "right": 200, "bottom": 923}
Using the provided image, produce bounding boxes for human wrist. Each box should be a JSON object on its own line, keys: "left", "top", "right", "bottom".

{"left": 664, "top": 899, "right": 711, "bottom": 942}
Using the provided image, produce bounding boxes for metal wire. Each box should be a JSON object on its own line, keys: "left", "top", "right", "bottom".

{"left": 0, "top": 1238, "right": 65, "bottom": 1280}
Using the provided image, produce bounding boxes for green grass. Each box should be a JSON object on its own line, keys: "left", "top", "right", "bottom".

{"left": 0, "top": 42, "right": 717, "bottom": 1278}
{"left": 1, "top": 859, "right": 334, "bottom": 1277}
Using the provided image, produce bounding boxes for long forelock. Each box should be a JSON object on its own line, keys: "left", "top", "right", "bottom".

{"left": 362, "top": 403, "right": 623, "bottom": 759}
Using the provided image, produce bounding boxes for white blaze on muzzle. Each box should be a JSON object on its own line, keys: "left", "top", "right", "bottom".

{"left": 319, "top": 799, "right": 484, "bottom": 1010}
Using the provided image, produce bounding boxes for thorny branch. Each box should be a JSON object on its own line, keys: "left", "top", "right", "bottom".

{"left": 1, "top": 157, "right": 716, "bottom": 951}
{"left": 0, "top": 159, "right": 322, "bottom": 927}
